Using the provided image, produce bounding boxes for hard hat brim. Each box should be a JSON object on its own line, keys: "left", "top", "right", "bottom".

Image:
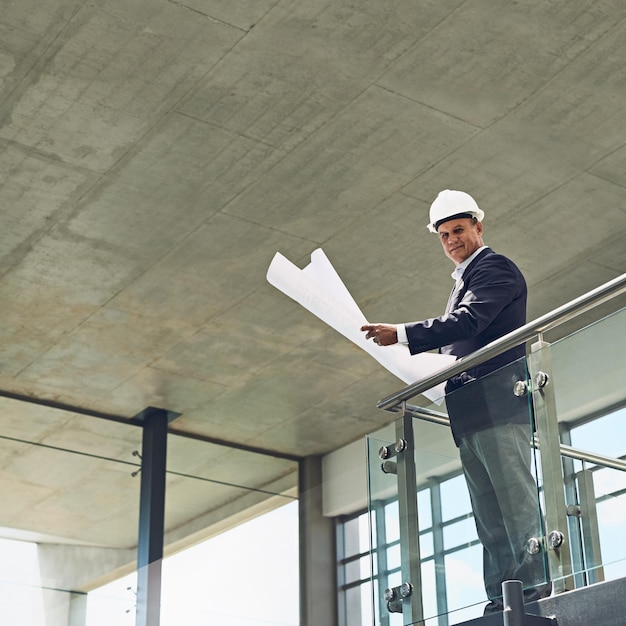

{"left": 427, "top": 209, "right": 484, "bottom": 233}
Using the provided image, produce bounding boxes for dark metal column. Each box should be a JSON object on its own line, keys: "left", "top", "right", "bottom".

{"left": 502, "top": 580, "right": 526, "bottom": 626}
{"left": 132, "top": 407, "right": 177, "bottom": 626}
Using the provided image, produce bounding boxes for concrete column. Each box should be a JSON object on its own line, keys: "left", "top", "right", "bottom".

{"left": 299, "top": 455, "right": 338, "bottom": 626}
{"left": 68, "top": 592, "right": 88, "bottom": 626}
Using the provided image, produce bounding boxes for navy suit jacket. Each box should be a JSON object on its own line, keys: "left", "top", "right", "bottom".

{"left": 405, "top": 248, "right": 530, "bottom": 443}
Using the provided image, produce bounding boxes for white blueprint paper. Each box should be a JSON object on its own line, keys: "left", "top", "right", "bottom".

{"left": 266, "top": 248, "right": 454, "bottom": 402}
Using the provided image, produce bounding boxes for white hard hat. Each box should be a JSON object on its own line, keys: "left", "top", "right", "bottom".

{"left": 427, "top": 190, "right": 485, "bottom": 233}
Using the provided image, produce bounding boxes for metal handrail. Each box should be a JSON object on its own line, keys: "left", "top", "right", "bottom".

{"left": 377, "top": 272, "right": 626, "bottom": 411}
{"left": 546, "top": 440, "right": 626, "bottom": 473}
{"left": 407, "top": 405, "right": 626, "bottom": 473}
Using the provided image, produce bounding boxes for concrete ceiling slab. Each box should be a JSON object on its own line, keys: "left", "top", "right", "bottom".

{"left": 0, "top": 0, "right": 625, "bottom": 557}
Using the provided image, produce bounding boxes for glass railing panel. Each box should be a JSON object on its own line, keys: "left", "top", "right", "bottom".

{"left": 591, "top": 477, "right": 626, "bottom": 580}
{"left": 563, "top": 458, "right": 626, "bottom": 583}
{"left": 558, "top": 408, "right": 626, "bottom": 589}
{"left": 547, "top": 307, "right": 625, "bottom": 427}
{"left": 368, "top": 422, "right": 486, "bottom": 626}
{"left": 0, "top": 397, "right": 142, "bottom": 625}
{"left": 533, "top": 308, "right": 626, "bottom": 590}
{"left": 428, "top": 356, "right": 547, "bottom": 623}
{"left": 368, "top": 356, "right": 547, "bottom": 625}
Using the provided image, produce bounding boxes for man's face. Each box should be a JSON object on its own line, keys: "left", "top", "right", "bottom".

{"left": 437, "top": 218, "right": 484, "bottom": 265}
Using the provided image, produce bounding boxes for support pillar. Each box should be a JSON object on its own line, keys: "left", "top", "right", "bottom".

{"left": 299, "top": 455, "right": 338, "bottom": 626}
{"left": 68, "top": 592, "right": 88, "bottom": 626}
{"left": 131, "top": 407, "right": 178, "bottom": 626}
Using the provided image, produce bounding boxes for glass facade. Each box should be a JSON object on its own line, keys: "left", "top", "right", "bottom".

{"left": 0, "top": 397, "right": 299, "bottom": 626}
{"left": 84, "top": 501, "right": 300, "bottom": 625}
{"left": 0, "top": 398, "right": 143, "bottom": 625}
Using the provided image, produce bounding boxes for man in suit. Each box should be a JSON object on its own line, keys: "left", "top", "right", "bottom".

{"left": 361, "top": 190, "right": 550, "bottom": 614}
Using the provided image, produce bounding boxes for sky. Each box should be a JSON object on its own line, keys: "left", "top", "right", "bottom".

{"left": 86, "top": 500, "right": 300, "bottom": 626}
{"left": 0, "top": 501, "right": 299, "bottom": 626}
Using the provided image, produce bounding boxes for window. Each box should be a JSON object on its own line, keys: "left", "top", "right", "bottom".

{"left": 337, "top": 470, "right": 483, "bottom": 626}
{"left": 339, "top": 408, "right": 626, "bottom": 626}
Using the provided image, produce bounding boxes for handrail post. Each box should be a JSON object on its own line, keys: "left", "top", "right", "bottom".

{"left": 502, "top": 580, "right": 526, "bottom": 626}
{"left": 528, "top": 340, "right": 574, "bottom": 593}
{"left": 394, "top": 409, "right": 424, "bottom": 625}
{"left": 577, "top": 467, "right": 605, "bottom": 584}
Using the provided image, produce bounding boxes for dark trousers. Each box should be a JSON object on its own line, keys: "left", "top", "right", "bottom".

{"left": 459, "top": 423, "right": 549, "bottom": 603}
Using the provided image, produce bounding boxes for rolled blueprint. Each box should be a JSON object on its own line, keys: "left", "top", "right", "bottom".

{"left": 266, "top": 248, "right": 454, "bottom": 402}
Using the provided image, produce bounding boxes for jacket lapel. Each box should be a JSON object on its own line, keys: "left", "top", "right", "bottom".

{"left": 445, "top": 248, "right": 492, "bottom": 314}
{"left": 445, "top": 280, "right": 463, "bottom": 314}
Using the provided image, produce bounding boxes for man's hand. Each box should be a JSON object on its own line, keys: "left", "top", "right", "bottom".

{"left": 360, "top": 324, "right": 398, "bottom": 346}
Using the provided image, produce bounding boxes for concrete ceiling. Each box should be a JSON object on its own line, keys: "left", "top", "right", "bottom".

{"left": 1, "top": 0, "right": 626, "bottom": 567}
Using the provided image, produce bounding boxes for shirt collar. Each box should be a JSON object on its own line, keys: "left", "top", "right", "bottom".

{"left": 451, "top": 245, "right": 488, "bottom": 281}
